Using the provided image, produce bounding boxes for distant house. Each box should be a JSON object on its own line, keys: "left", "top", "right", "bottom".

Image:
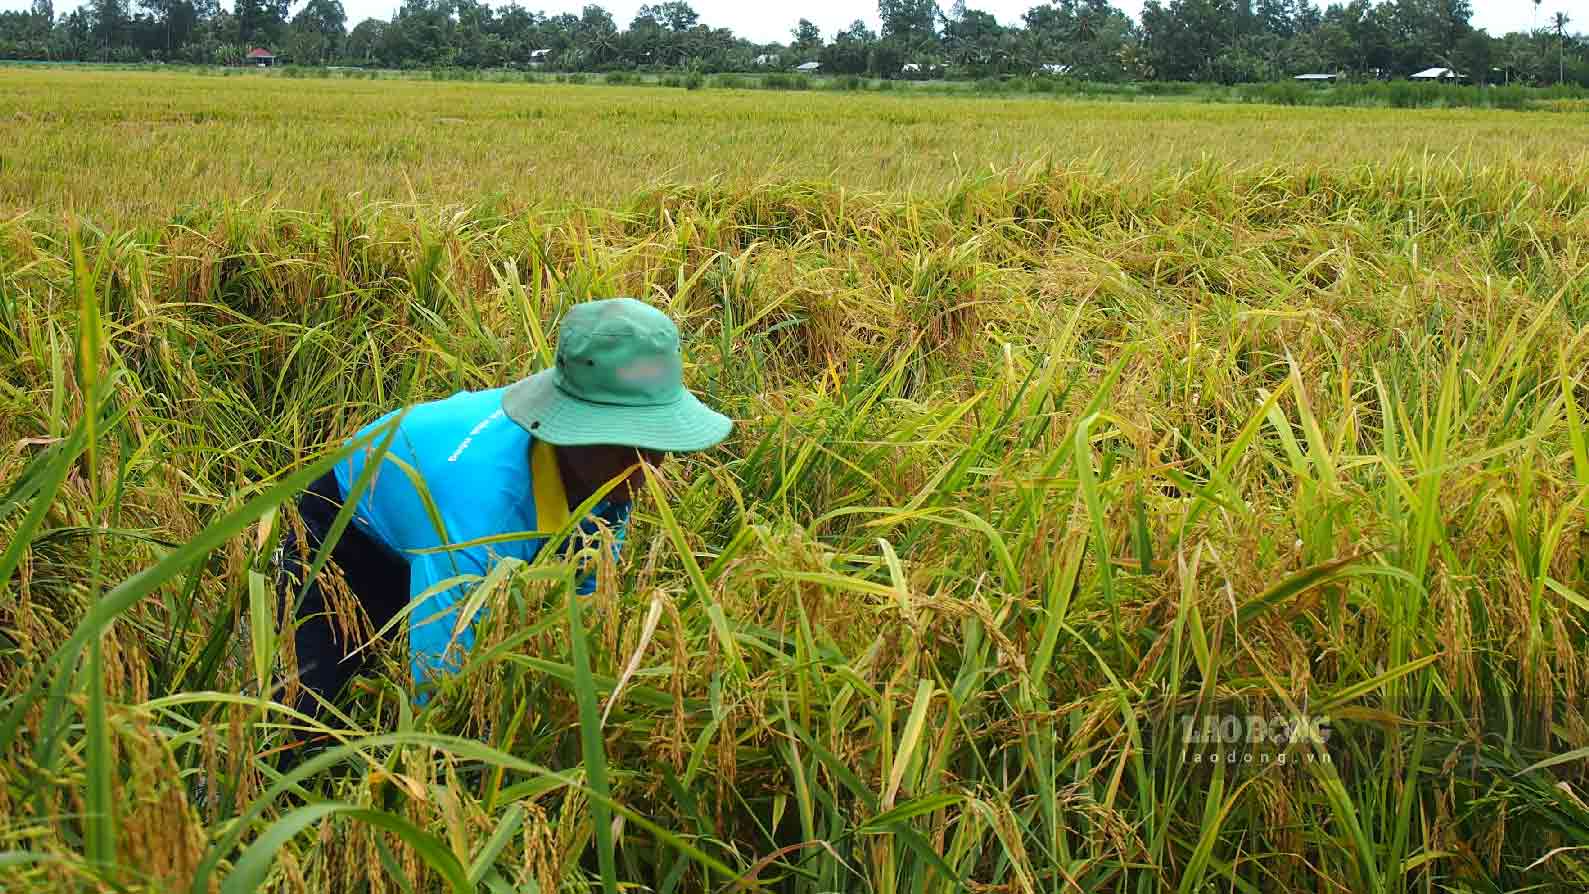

{"left": 795, "top": 61, "right": 820, "bottom": 73}
{"left": 1293, "top": 73, "right": 1337, "bottom": 81}
{"left": 247, "top": 48, "right": 275, "bottom": 67}
{"left": 754, "top": 53, "right": 778, "bottom": 67}
{"left": 1410, "top": 67, "right": 1460, "bottom": 81}
{"left": 528, "top": 48, "right": 553, "bottom": 68}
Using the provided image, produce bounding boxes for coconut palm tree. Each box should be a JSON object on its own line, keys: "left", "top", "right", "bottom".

{"left": 1553, "top": 11, "right": 1570, "bottom": 84}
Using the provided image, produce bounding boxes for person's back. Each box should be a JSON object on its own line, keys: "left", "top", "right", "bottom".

{"left": 336, "top": 387, "right": 534, "bottom": 563}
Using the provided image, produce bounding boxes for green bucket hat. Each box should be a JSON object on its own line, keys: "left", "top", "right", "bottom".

{"left": 502, "top": 298, "right": 732, "bottom": 452}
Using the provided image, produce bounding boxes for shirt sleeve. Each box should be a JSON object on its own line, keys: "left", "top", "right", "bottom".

{"left": 407, "top": 547, "right": 490, "bottom": 704}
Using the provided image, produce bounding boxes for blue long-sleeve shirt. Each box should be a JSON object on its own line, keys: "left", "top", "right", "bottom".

{"left": 332, "top": 386, "right": 628, "bottom": 700}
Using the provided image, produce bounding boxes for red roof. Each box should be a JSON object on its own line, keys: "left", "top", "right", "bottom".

{"left": 247, "top": 48, "right": 274, "bottom": 58}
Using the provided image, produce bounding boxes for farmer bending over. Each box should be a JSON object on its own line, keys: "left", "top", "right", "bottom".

{"left": 275, "top": 298, "right": 731, "bottom": 718}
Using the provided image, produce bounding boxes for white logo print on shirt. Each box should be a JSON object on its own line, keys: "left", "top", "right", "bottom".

{"left": 447, "top": 409, "right": 504, "bottom": 463}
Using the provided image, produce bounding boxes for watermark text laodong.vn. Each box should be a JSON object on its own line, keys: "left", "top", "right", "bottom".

{"left": 1178, "top": 713, "right": 1335, "bottom": 766}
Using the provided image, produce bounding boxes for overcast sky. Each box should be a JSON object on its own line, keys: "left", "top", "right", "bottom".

{"left": 0, "top": 0, "right": 1574, "bottom": 41}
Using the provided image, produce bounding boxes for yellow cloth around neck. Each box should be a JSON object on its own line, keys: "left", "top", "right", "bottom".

{"left": 530, "top": 438, "right": 571, "bottom": 536}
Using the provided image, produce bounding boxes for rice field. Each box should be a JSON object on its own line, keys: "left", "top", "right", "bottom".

{"left": 2, "top": 67, "right": 1589, "bottom": 893}
{"left": 4, "top": 67, "right": 1589, "bottom": 224}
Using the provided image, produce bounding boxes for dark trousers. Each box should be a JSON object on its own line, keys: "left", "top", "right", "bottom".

{"left": 275, "top": 471, "right": 409, "bottom": 723}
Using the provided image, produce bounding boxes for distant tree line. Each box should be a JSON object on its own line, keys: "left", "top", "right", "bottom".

{"left": 0, "top": 0, "right": 1583, "bottom": 86}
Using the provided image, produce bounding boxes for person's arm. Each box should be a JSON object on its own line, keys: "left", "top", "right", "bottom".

{"left": 407, "top": 548, "right": 490, "bottom": 704}
{"left": 406, "top": 499, "right": 625, "bottom": 700}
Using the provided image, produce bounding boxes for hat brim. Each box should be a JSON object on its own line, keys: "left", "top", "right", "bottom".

{"left": 502, "top": 369, "right": 733, "bottom": 452}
